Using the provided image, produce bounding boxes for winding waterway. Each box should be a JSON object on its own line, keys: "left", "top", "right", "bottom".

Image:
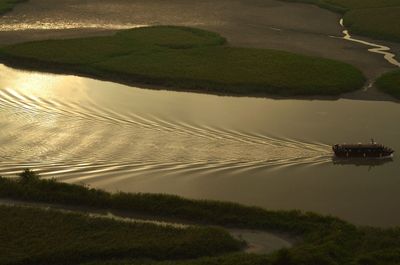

{"left": 339, "top": 19, "right": 400, "bottom": 68}
{"left": 0, "top": 64, "right": 399, "bottom": 227}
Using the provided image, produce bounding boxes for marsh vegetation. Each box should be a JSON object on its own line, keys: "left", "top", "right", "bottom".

{"left": 2, "top": 170, "right": 400, "bottom": 265}
{"left": 0, "top": 26, "right": 365, "bottom": 97}
{"left": 376, "top": 69, "right": 400, "bottom": 98}
{"left": 0, "top": 205, "right": 242, "bottom": 265}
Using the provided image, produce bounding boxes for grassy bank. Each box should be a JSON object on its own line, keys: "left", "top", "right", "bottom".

{"left": 375, "top": 69, "right": 400, "bottom": 99}
{"left": 0, "top": 26, "right": 365, "bottom": 97}
{"left": 0, "top": 205, "right": 242, "bottom": 265}
{"left": 0, "top": 0, "right": 26, "bottom": 15}
{"left": 0, "top": 170, "right": 342, "bottom": 235}
{"left": 2, "top": 170, "right": 400, "bottom": 265}
{"left": 281, "top": 0, "right": 400, "bottom": 42}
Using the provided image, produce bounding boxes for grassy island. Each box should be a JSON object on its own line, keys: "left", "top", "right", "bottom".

{"left": 375, "top": 69, "right": 400, "bottom": 99}
{"left": 0, "top": 26, "right": 365, "bottom": 97}
{"left": 282, "top": 0, "right": 400, "bottom": 42}
{"left": 1, "top": 170, "right": 400, "bottom": 265}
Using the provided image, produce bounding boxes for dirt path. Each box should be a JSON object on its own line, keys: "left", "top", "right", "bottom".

{"left": 0, "top": 199, "right": 293, "bottom": 254}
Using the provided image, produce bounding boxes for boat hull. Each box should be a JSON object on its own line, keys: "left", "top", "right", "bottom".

{"left": 332, "top": 143, "right": 394, "bottom": 159}
{"left": 333, "top": 150, "right": 393, "bottom": 158}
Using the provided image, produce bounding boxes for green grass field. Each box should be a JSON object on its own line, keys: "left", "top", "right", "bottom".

{"left": 375, "top": 69, "right": 400, "bottom": 99}
{"left": 0, "top": 205, "right": 242, "bottom": 265}
{"left": 0, "top": 26, "right": 365, "bottom": 97}
{"left": 282, "top": 0, "right": 400, "bottom": 42}
{"left": 344, "top": 7, "right": 400, "bottom": 42}
{"left": 2, "top": 170, "right": 400, "bottom": 265}
{"left": 0, "top": 0, "right": 26, "bottom": 15}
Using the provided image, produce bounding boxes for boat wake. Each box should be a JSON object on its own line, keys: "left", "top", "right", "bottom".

{"left": 0, "top": 85, "right": 332, "bottom": 184}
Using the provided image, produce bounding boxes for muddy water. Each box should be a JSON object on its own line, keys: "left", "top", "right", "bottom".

{"left": 0, "top": 64, "right": 399, "bottom": 227}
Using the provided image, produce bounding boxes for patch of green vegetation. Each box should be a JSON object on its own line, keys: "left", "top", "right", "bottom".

{"left": 0, "top": 205, "right": 242, "bottom": 265}
{"left": 79, "top": 254, "right": 271, "bottom": 265}
{"left": 2, "top": 170, "right": 400, "bottom": 265}
{"left": 344, "top": 7, "right": 400, "bottom": 42}
{"left": 0, "top": 0, "right": 26, "bottom": 15}
{"left": 85, "top": 229, "right": 400, "bottom": 265}
{"left": 281, "top": 0, "right": 400, "bottom": 42}
{"left": 375, "top": 69, "right": 400, "bottom": 99}
{"left": 0, "top": 26, "right": 365, "bottom": 97}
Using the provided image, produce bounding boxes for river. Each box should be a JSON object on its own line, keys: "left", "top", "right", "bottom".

{"left": 0, "top": 64, "right": 399, "bottom": 227}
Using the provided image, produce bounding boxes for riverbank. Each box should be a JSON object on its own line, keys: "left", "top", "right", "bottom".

{"left": 0, "top": 26, "right": 365, "bottom": 97}
{"left": 2, "top": 170, "right": 400, "bottom": 265}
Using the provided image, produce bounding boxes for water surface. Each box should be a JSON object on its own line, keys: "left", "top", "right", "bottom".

{"left": 0, "top": 64, "right": 399, "bottom": 227}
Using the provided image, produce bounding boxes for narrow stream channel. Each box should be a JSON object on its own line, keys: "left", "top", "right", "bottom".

{"left": 339, "top": 18, "right": 400, "bottom": 68}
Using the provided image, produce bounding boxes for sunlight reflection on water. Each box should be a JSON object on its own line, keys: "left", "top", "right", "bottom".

{"left": 0, "top": 64, "right": 399, "bottom": 227}
{"left": 0, "top": 22, "right": 148, "bottom": 31}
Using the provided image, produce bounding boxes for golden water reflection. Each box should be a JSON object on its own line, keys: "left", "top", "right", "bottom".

{"left": 0, "top": 23, "right": 148, "bottom": 31}
{"left": 0, "top": 64, "right": 399, "bottom": 227}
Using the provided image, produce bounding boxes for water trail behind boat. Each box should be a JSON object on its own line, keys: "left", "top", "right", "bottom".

{"left": 0, "top": 85, "right": 333, "bottom": 182}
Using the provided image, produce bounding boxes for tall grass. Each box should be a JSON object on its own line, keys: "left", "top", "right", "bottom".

{"left": 0, "top": 204, "right": 242, "bottom": 265}
{"left": 375, "top": 69, "right": 400, "bottom": 99}
{"left": 0, "top": 26, "right": 365, "bottom": 97}
{"left": 2, "top": 170, "right": 400, "bottom": 265}
{"left": 0, "top": 171, "right": 345, "bottom": 236}
{"left": 344, "top": 7, "right": 400, "bottom": 42}
{"left": 79, "top": 254, "right": 272, "bottom": 265}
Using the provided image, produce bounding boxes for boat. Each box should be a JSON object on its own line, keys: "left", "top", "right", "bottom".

{"left": 332, "top": 139, "right": 394, "bottom": 158}
{"left": 332, "top": 156, "right": 393, "bottom": 167}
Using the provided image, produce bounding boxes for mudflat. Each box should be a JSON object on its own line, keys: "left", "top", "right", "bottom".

{"left": 0, "top": 0, "right": 397, "bottom": 85}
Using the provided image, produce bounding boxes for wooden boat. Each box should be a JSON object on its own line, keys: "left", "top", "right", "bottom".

{"left": 332, "top": 139, "right": 394, "bottom": 158}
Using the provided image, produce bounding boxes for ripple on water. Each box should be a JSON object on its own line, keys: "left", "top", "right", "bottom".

{"left": 0, "top": 82, "right": 332, "bottom": 182}
{"left": 1, "top": 62, "right": 400, "bottom": 227}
